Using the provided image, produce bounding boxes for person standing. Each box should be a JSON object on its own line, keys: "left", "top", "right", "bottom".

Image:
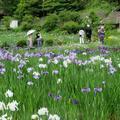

{"left": 28, "top": 34, "right": 33, "bottom": 48}
{"left": 36, "top": 33, "right": 42, "bottom": 48}
{"left": 98, "top": 26, "right": 105, "bottom": 45}
{"left": 79, "top": 29, "right": 85, "bottom": 44}
{"left": 85, "top": 24, "right": 92, "bottom": 43}
{"left": 27, "top": 30, "right": 35, "bottom": 49}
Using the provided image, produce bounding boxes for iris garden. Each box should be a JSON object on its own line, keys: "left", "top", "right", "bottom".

{"left": 0, "top": 46, "right": 120, "bottom": 120}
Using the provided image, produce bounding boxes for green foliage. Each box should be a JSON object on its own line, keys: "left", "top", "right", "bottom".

{"left": 0, "top": 0, "right": 19, "bottom": 15}
{"left": 16, "top": 40, "right": 27, "bottom": 47}
{"left": 89, "top": 11, "right": 100, "bottom": 27}
{"left": 15, "top": 0, "right": 27, "bottom": 20}
{"left": 80, "top": 16, "right": 92, "bottom": 28}
{"left": 33, "top": 17, "right": 41, "bottom": 31}
{"left": 33, "top": 39, "right": 37, "bottom": 46}
{"left": 43, "top": 14, "right": 59, "bottom": 32}
{"left": 45, "top": 39, "right": 54, "bottom": 46}
{"left": 105, "top": 24, "right": 115, "bottom": 31}
{"left": 62, "top": 21, "right": 80, "bottom": 34}
{"left": 20, "top": 15, "right": 41, "bottom": 31}
{"left": 0, "top": 41, "right": 10, "bottom": 48}
{"left": 20, "top": 15, "right": 33, "bottom": 30}
{"left": 43, "top": 11, "right": 81, "bottom": 32}
{"left": 43, "top": 0, "right": 89, "bottom": 14}
{"left": 1, "top": 16, "right": 12, "bottom": 30}
{"left": 15, "top": 0, "right": 43, "bottom": 20}
{"left": 59, "top": 11, "right": 81, "bottom": 23}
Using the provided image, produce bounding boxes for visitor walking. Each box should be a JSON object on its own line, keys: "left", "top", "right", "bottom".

{"left": 85, "top": 24, "right": 92, "bottom": 43}
{"left": 98, "top": 26, "right": 105, "bottom": 45}
{"left": 79, "top": 29, "right": 85, "bottom": 44}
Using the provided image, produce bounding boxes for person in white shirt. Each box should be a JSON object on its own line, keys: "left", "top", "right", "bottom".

{"left": 79, "top": 29, "right": 85, "bottom": 44}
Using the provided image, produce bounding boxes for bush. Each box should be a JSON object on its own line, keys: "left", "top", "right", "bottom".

{"left": 20, "top": 15, "right": 41, "bottom": 31}
{"left": 20, "top": 15, "right": 34, "bottom": 30}
{"left": 59, "top": 11, "right": 81, "bottom": 23}
{"left": 55, "top": 39, "right": 65, "bottom": 46}
{"left": 16, "top": 40, "right": 27, "bottom": 47}
{"left": 33, "top": 17, "right": 41, "bottom": 31}
{"left": 80, "top": 16, "right": 92, "bottom": 28}
{"left": 62, "top": 21, "right": 80, "bottom": 34}
{"left": 89, "top": 12, "right": 100, "bottom": 27}
{"left": 20, "top": 22, "right": 33, "bottom": 31}
{"left": 43, "top": 14, "right": 59, "bottom": 32}
{"left": 12, "top": 27, "right": 22, "bottom": 32}
{"left": 105, "top": 24, "right": 114, "bottom": 31}
{"left": 45, "top": 39, "right": 54, "bottom": 46}
{"left": 1, "top": 16, "right": 12, "bottom": 30}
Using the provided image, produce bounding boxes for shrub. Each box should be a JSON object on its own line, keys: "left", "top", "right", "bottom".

{"left": 12, "top": 27, "right": 22, "bottom": 32}
{"left": 59, "top": 11, "right": 81, "bottom": 23}
{"left": 33, "top": 17, "right": 41, "bottom": 31}
{"left": 80, "top": 16, "right": 91, "bottom": 28}
{"left": 20, "top": 15, "right": 34, "bottom": 30}
{"left": 20, "top": 22, "right": 33, "bottom": 31}
{"left": 45, "top": 39, "right": 54, "bottom": 46}
{"left": 105, "top": 24, "right": 114, "bottom": 31}
{"left": 20, "top": 15, "right": 41, "bottom": 31}
{"left": 55, "top": 39, "right": 65, "bottom": 46}
{"left": 43, "top": 14, "right": 59, "bottom": 32}
{"left": 1, "top": 16, "right": 12, "bottom": 30}
{"left": 62, "top": 21, "right": 80, "bottom": 34}
{"left": 89, "top": 12, "right": 100, "bottom": 27}
{"left": 16, "top": 40, "right": 27, "bottom": 47}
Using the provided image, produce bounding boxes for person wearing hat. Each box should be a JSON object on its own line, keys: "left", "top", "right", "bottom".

{"left": 28, "top": 34, "right": 33, "bottom": 48}
{"left": 27, "top": 30, "right": 35, "bottom": 49}
{"left": 85, "top": 24, "right": 92, "bottom": 43}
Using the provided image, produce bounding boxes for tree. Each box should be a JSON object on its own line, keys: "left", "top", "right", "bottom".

{"left": 0, "top": 0, "right": 19, "bottom": 15}
{"left": 15, "top": 0, "right": 43, "bottom": 20}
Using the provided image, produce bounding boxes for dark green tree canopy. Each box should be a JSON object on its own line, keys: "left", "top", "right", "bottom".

{"left": 0, "top": 0, "right": 120, "bottom": 18}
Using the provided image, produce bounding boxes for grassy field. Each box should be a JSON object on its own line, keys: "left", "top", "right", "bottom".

{"left": 0, "top": 29, "right": 120, "bottom": 48}
{"left": 0, "top": 31, "right": 78, "bottom": 47}
{"left": 0, "top": 46, "right": 120, "bottom": 119}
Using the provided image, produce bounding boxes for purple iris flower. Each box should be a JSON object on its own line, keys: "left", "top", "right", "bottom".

{"left": 94, "top": 87, "right": 102, "bottom": 93}
{"left": 71, "top": 99, "right": 79, "bottom": 105}
{"left": 54, "top": 95, "right": 62, "bottom": 101}
{"left": 52, "top": 70, "right": 59, "bottom": 75}
{"left": 48, "top": 92, "right": 53, "bottom": 97}
{"left": 41, "top": 71, "right": 49, "bottom": 75}
{"left": 81, "top": 88, "right": 91, "bottom": 93}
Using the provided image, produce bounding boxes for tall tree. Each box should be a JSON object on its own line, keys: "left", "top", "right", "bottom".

{"left": 0, "top": 0, "right": 19, "bottom": 15}
{"left": 15, "top": 0, "right": 43, "bottom": 19}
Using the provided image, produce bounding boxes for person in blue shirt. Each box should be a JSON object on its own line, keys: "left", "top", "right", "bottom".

{"left": 36, "top": 33, "right": 43, "bottom": 48}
